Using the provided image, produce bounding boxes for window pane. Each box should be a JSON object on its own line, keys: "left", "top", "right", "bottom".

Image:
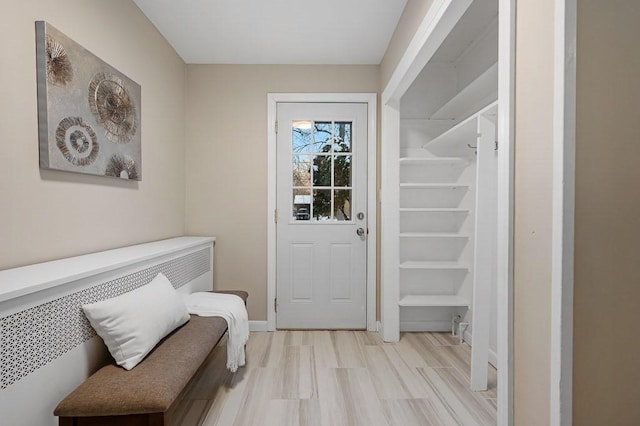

{"left": 313, "top": 189, "right": 332, "bottom": 221}
{"left": 312, "top": 155, "right": 331, "bottom": 187}
{"left": 334, "top": 155, "right": 352, "bottom": 187}
{"left": 334, "top": 122, "right": 352, "bottom": 152}
{"left": 334, "top": 190, "right": 352, "bottom": 221}
{"left": 292, "top": 155, "right": 311, "bottom": 187}
{"left": 314, "top": 122, "right": 333, "bottom": 153}
{"left": 292, "top": 121, "right": 313, "bottom": 152}
{"left": 293, "top": 189, "right": 311, "bottom": 221}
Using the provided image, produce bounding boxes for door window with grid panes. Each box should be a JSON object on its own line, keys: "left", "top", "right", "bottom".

{"left": 291, "top": 121, "right": 353, "bottom": 222}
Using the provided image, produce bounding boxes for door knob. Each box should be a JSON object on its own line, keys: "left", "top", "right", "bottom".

{"left": 356, "top": 227, "right": 365, "bottom": 236}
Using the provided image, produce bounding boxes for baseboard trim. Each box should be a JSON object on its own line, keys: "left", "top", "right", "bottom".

{"left": 249, "top": 320, "right": 268, "bottom": 332}
{"left": 463, "top": 329, "right": 498, "bottom": 368}
{"left": 400, "top": 320, "right": 451, "bottom": 332}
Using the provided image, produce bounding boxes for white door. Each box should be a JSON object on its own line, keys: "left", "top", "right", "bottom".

{"left": 276, "top": 102, "right": 368, "bottom": 329}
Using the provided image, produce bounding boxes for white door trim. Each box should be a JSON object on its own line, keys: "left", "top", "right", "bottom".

{"left": 380, "top": 0, "right": 515, "bottom": 424}
{"left": 551, "top": 0, "right": 576, "bottom": 424}
{"left": 266, "top": 93, "right": 378, "bottom": 332}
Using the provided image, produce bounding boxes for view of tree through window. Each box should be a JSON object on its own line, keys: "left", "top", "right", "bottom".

{"left": 292, "top": 121, "right": 352, "bottom": 221}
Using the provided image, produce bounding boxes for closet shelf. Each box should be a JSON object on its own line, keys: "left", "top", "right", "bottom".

{"left": 423, "top": 101, "right": 498, "bottom": 151}
{"left": 423, "top": 116, "right": 478, "bottom": 150}
{"left": 399, "top": 157, "right": 469, "bottom": 166}
{"left": 399, "top": 232, "right": 469, "bottom": 238}
{"left": 399, "top": 261, "right": 470, "bottom": 270}
{"left": 400, "top": 183, "right": 468, "bottom": 189}
{"left": 429, "top": 62, "right": 498, "bottom": 121}
{"left": 400, "top": 208, "right": 469, "bottom": 213}
{"left": 399, "top": 295, "right": 470, "bottom": 308}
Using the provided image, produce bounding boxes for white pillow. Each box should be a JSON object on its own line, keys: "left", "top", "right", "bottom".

{"left": 82, "top": 273, "right": 190, "bottom": 370}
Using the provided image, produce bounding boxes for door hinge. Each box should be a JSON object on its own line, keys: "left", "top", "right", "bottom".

{"left": 275, "top": 120, "right": 278, "bottom": 134}
{"left": 274, "top": 209, "right": 278, "bottom": 223}
{"left": 274, "top": 298, "right": 278, "bottom": 313}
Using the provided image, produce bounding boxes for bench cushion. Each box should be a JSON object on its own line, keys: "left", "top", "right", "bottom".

{"left": 54, "top": 290, "right": 248, "bottom": 418}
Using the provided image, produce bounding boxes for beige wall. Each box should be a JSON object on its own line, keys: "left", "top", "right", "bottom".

{"left": 513, "top": 1, "right": 640, "bottom": 423}
{"left": 574, "top": 1, "right": 640, "bottom": 424}
{"left": 0, "top": 0, "right": 187, "bottom": 270}
{"left": 184, "top": 65, "right": 380, "bottom": 320}
{"left": 380, "top": 0, "right": 435, "bottom": 89}
{"left": 513, "top": 0, "right": 554, "bottom": 423}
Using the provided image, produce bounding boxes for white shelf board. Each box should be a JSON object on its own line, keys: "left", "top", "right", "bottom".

{"left": 423, "top": 100, "right": 499, "bottom": 150}
{"left": 399, "top": 232, "right": 470, "bottom": 238}
{"left": 399, "top": 294, "right": 470, "bottom": 308}
{"left": 400, "top": 208, "right": 469, "bottom": 213}
{"left": 399, "top": 157, "right": 469, "bottom": 166}
{"left": 399, "top": 261, "right": 470, "bottom": 270}
{"left": 400, "top": 183, "right": 469, "bottom": 189}
{"left": 430, "top": 62, "right": 498, "bottom": 120}
{"left": 423, "top": 117, "right": 478, "bottom": 150}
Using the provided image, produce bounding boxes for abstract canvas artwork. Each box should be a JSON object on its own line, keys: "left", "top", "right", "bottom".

{"left": 36, "top": 21, "right": 142, "bottom": 180}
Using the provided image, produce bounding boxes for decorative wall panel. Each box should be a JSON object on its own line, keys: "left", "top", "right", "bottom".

{"left": 36, "top": 21, "right": 142, "bottom": 180}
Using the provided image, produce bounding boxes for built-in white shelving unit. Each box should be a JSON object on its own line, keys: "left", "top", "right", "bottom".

{"left": 398, "top": 102, "right": 498, "bottom": 316}
{"left": 398, "top": 147, "right": 475, "bottom": 315}
{"left": 389, "top": 0, "right": 499, "bottom": 391}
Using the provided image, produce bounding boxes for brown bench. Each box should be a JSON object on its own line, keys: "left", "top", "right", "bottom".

{"left": 54, "top": 290, "right": 248, "bottom": 426}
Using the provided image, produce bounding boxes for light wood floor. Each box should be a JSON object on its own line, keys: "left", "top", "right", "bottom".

{"left": 173, "top": 331, "right": 497, "bottom": 426}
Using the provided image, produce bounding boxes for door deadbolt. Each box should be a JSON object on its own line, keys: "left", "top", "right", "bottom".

{"left": 357, "top": 212, "right": 365, "bottom": 220}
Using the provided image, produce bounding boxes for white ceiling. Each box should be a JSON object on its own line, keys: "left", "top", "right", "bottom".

{"left": 133, "top": 0, "right": 408, "bottom": 65}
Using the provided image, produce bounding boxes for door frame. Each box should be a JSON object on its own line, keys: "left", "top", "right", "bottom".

{"left": 551, "top": 0, "right": 576, "bottom": 424}
{"left": 266, "top": 93, "right": 378, "bottom": 332}
{"left": 379, "top": 0, "right": 515, "bottom": 424}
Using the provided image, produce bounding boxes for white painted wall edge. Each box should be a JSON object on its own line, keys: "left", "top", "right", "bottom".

{"left": 551, "top": 0, "right": 576, "bottom": 424}
{"left": 266, "top": 93, "right": 378, "bottom": 332}
{"left": 497, "top": 0, "right": 516, "bottom": 424}
{"left": 464, "top": 329, "right": 498, "bottom": 368}
{"left": 382, "top": 0, "right": 473, "bottom": 106}
{"left": 380, "top": 104, "right": 400, "bottom": 342}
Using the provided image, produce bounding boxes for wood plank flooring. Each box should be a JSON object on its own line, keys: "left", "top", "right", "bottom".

{"left": 172, "top": 331, "right": 497, "bottom": 426}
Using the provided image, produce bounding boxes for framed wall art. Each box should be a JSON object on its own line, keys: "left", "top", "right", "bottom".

{"left": 35, "top": 21, "right": 142, "bottom": 180}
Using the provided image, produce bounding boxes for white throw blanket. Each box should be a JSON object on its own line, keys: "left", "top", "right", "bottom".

{"left": 183, "top": 292, "right": 249, "bottom": 372}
